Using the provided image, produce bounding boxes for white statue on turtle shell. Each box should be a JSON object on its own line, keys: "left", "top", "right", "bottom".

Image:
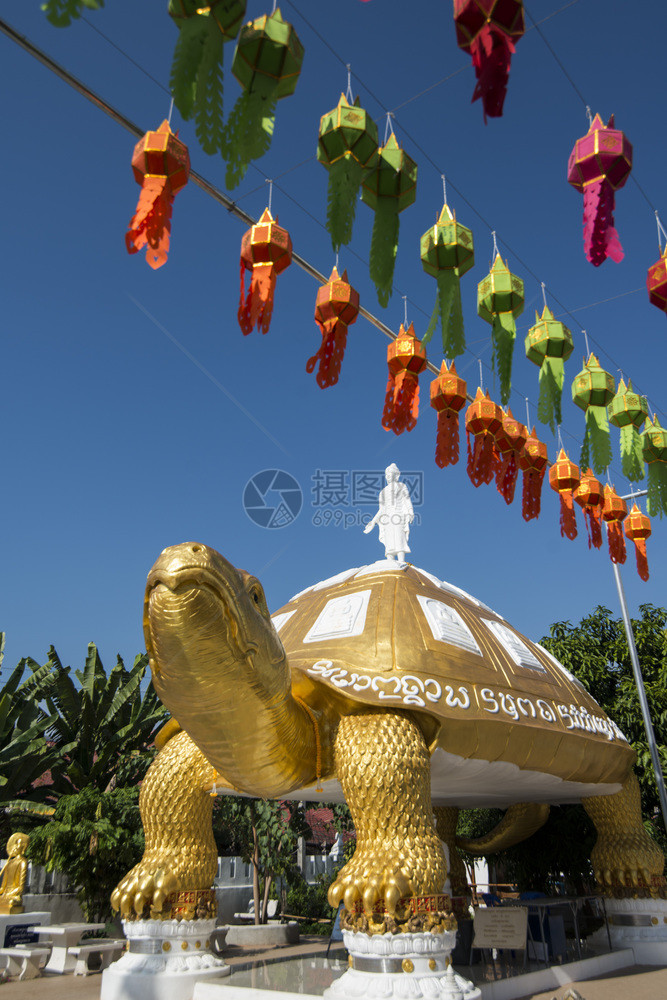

{"left": 363, "top": 463, "right": 414, "bottom": 564}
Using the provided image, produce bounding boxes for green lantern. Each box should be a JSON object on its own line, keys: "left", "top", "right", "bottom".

{"left": 168, "top": 1, "right": 246, "bottom": 155}
{"left": 477, "top": 254, "right": 524, "bottom": 405}
{"left": 607, "top": 379, "right": 648, "bottom": 483}
{"left": 223, "top": 8, "right": 304, "bottom": 188}
{"left": 571, "top": 354, "right": 615, "bottom": 475}
{"left": 361, "top": 133, "right": 417, "bottom": 308}
{"left": 524, "top": 306, "right": 574, "bottom": 432}
{"left": 420, "top": 204, "right": 474, "bottom": 358}
{"left": 317, "top": 94, "right": 379, "bottom": 253}
{"left": 642, "top": 416, "right": 667, "bottom": 517}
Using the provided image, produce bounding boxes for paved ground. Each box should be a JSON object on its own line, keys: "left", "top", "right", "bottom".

{"left": 1, "top": 936, "right": 666, "bottom": 1000}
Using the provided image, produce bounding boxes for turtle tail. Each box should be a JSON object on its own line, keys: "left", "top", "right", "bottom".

{"left": 456, "top": 802, "right": 550, "bottom": 855}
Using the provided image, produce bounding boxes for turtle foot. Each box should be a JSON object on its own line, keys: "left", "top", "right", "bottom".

{"left": 111, "top": 852, "right": 207, "bottom": 919}
{"left": 328, "top": 850, "right": 414, "bottom": 914}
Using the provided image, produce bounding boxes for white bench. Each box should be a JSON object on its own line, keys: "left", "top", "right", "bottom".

{"left": 0, "top": 946, "right": 52, "bottom": 980}
{"left": 69, "top": 939, "right": 125, "bottom": 976}
{"left": 233, "top": 899, "right": 278, "bottom": 922}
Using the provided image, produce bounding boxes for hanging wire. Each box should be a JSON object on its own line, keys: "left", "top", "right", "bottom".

{"left": 441, "top": 173, "right": 447, "bottom": 206}
{"left": 582, "top": 329, "right": 590, "bottom": 357}
{"left": 383, "top": 111, "right": 394, "bottom": 143}
{"left": 266, "top": 178, "right": 273, "bottom": 214}
{"left": 541, "top": 281, "right": 547, "bottom": 309}
{"left": 345, "top": 63, "right": 353, "bottom": 103}
{"left": 525, "top": 397, "right": 531, "bottom": 429}
{"left": 491, "top": 230, "right": 499, "bottom": 262}
{"left": 402, "top": 294, "right": 408, "bottom": 327}
{"left": 478, "top": 358, "right": 484, "bottom": 390}
{"left": 557, "top": 425, "right": 565, "bottom": 451}
{"left": 656, "top": 211, "right": 667, "bottom": 253}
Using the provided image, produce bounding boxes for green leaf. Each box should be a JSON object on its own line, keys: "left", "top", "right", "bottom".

{"left": 41, "top": 0, "right": 102, "bottom": 28}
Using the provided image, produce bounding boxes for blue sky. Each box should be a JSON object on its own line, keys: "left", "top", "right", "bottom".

{"left": 1, "top": 0, "right": 665, "bottom": 675}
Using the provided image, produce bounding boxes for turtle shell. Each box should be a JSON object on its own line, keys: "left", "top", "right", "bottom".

{"left": 272, "top": 560, "right": 633, "bottom": 805}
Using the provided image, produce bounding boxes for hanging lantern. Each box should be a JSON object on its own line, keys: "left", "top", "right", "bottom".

{"left": 465, "top": 388, "right": 502, "bottom": 487}
{"left": 517, "top": 428, "right": 548, "bottom": 522}
{"left": 168, "top": 1, "right": 246, "bottom": 154}
{"left": 238, "top": 208, "right": 292, "bottom": 335}
{"left": 571, "top": 354, "right": 615, "bottom": 475}
{"left": 453, "top": 0, "right": 525, "bottom": 121}
{"left": 317, "top": 94, "right": 379, "bottom": 252}
{"left": 624, "top": 504, "right": 651, "bottom": 582}
{"left": 525, "top": 306, "right": 574, "bottom": 433}
{"left": 306, "top": 267, "right": 359, "bottom": 388}
{"left": 430, "top": 361, "right": 468, "bottom": 468}
{"left": 607, "top": 379, "right": 648, "bottom": 483}
{"left": 602, "top": 485, "right": 627, "bottom": 565}
{"left": 549, "top": 449, "right": 580, "bottom": 541}
{"left": 361, "top": 133, "right": 417, "bottom": 307}
{"left": 223, "top": 8, "right": 304, "bottom": 188}
{"left": 478, "top": 254, "right": 524, "bottom": 405}
{"left": 573, "top": 468, "right": 604, "bottom": 549}
{"left": 494, "top": 408, "right": 527, "bottom": 505}
{"left": 567, "top": 114, "right": 632, "bottom": 267}
{"left": 420, "top": 204, "right": 474, "bottom": 358}
{"left": 381, "top": 324, "right": 428, "bottom": 435}
{"left": 125, "top": 120, "right": 190, "bottom": 270}
{"left": 647, "top": 246, "right": 667, "bottom": 314}
{"left": 642, "top": 416, "right": 667, "bottom": 517}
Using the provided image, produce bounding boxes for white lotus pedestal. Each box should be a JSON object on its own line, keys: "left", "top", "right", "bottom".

{"left": 101, "top": 918, "right": 229, "bottom": 1000}
{"left": 589, "top": 897, "right": 667, "bottom": 963}
{"left": 324, "top": 928, "right": 480, "bottom": 1000}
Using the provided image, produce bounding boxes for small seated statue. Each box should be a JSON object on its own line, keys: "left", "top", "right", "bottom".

{"left": 0, "top": 833, "right": 29, "bottom": 915}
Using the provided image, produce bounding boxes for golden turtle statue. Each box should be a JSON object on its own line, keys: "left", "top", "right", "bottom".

{"left": 111, "top": 543, "right": 665, "bottom": 920}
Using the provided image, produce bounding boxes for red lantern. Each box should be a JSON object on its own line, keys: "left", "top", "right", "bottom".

{"left": 126, "top": 120, "right": 190, "bottom": 269}
{"left": 517, "top": 428, "right": 548, "bottom": 521}
{"left": 573, "top": 469, "right": 603, "bottom": 549}
{"left": 453, "top": 0, "right": 525, "bottom": 122}
{"left": 567, "top": 114, "right": 632, "bottom": 267}
{"left": 548, "top": 449, "right": 580, "bottom": 540}
{"left": 238, "top": 208, "right": 292, "bottom": 335}
{"left": 430, "top": 361, "right": 467, "bottom": 468}
{"left": 494, "top": 408, "right": 527, "bottom": 505}
{"left": 306, "top": 267, "right": 359, "bottom": 388}
{"left": 624, "top": 504, "right": 651, "bottom": 582}
{"left": 647, "top": 247, "right": 667, "bottom": 314}
{"left": 381, "top": 324, "right": 428, "bottom": 435}
{"left": 465, "top": 388, "right": 502, "bottom": 487}
{"left": 602, "top": 484, "right": 627, "bottom": 565}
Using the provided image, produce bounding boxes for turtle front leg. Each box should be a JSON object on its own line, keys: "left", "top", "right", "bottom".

{"left": 328, "top": 710, "right": 446, "bottom": 914}
{"left": 582, "top": 772, "right": 666, "bottom": 897}
{"left": 111, "top": 729, "right": 219, "bottom": 919}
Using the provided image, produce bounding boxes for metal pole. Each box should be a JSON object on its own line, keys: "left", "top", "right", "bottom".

{"left": 611, "top": 558, "right": 667, "bottom": 835}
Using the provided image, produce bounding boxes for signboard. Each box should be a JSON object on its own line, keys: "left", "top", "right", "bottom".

{"left": 4, "top": 923, "right": 39, "bottom": 947}
{"left": 472, "top": 906, "right": 527, "bottom": 950}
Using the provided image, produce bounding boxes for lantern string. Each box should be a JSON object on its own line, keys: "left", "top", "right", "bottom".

{"left": 656, "top": 211, "right": 667, "bottom": 253}
{"left": 345, "top": 63, "right": 353, "bottom": 103}
{"left": 525, "top": 398, "right": 531, "bottom": 429}
{"left": 271, "top": 0, "right": 278, "bottom": 13}
{"left": 266, "top": 178, "right": 273, "bottom": 214}
{"left": 383, "top": 112, "right": 395, "bottom": 144}
{"left": 402, "top": 294, "right": 408, "bottom": 327}
{"left": 478, "top": 358, "right": 484, "bottom": 390}
{"left": 441, "top": 174, "right": 447, "bottom": 206}
{"left": 491, "top": 230, "right": 499, "bottom": 262}
{"left": 585, "top": 105, "right": 593, "bottom": 125}
{"left": 167, "top": 96, "right": 174, "bottom": 126}
{"left": 557, "top": 425, "right": 565, "bottom": 451}
{"left": 335, "top": 250, "right": 339, "bottom": 270}
{"left": 541, "top": 281, "right": 547, "bottom": 309}
{"left": 582, "top": 329, "right": 590, "bottom": 357}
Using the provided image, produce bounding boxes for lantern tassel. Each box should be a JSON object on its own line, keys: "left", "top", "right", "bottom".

{"left": 306, "top": 319, "right": 349, "bottom": 388}
{"left": 435, "top": 409, "right": 460, "bottom": 468}
{"left": 633, "top": 537, "right": 650, "bottom": 581}
{"left": 537, "top": 356, "right": 565, "bottom": 432}
{"left": 619, "top": 424, "right": 645, "bottom": 483}
{"left": 558, "top": 493, "right": 578, "bottom": 540}
{"left": 491, "top": 312, "right": 516, "bottom": 406}
{"left": 125, "top": 176, "right": 173, "bottom": 270}
{"left": 170, "top": 15, "right": 210, "bottom": 121}
{"left": 521, "top": 467, "right": 546, "bottom": 522}
{"left": 469, "top": 24, "right": 516, "bottom": 122}
{"left": 583, "top": 405, "right": 612, "bottom": 475}
{"left": 581, "top": 506, "right": 603, "bottom": 549}
{"left": 466, "top": 431, "right": 496, "bottom": 487}
{"left": 326, "top": 157, "right": 363, "bottom": 252}
{"left": 382, "top": 371, "right": 419, "bottom": 435}
{"left": 582, "top": 178, "right": 624, "bottom": 267}
{"left": 646, "top": 464, "right": 667, "bottom": 518}
{"left": 438, "top": 269, "right": 465, "bottom": 358}
{"left": 223, "top": 88, "right": 277, "bottom": 190}
{"left": 495, "top": 452, "right": 519, "bottom": 505}
{"left": 238, "top": 261, "right": 276, "bottom": 336}
{"left": 606, "top": 521, "right": 627, "bottom": 565}
{"left": 369, "top": 201, "right": 400, "bottom": 308}
{"left": 193, "top": 20, "right": 225, "bottom": 155}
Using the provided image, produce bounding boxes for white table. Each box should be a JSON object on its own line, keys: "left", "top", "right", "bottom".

{"left": 34, "top": 922, "right": 106, "bottom": 974}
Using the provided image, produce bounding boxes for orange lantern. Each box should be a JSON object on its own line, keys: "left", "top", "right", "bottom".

{"left": 624, "top": 504, "right": 651, "bottom": 581}
{"left": 306, "top": 267, "right": 359, "bottom": 388}
{"left": 465, "top": 388, "right": 502, "bottom": 487}
{"left": 548, "top": 449, "right": 580, "bottom": 540}
{"left": 494, "top": 408, "right": 527, "bottom": 505}
{"left": 430, "top": 361, "right": 467, "bottom": 468}
{"left": 238, "top": 208, "right": 292, "bottom": 335}
{"left": 517, "top": 428, "right": 548, "bottom": 521}
{"left": 126, "top": 120, "right": 190, "bottom": 269}
{"left": 573, "top": 468, "right": 603, "bottom": 549}
{"left": 381, "top": 324, "right": 428, "bottom": 435}
{"left": 647, "top": 247, "right": 667, "bottom": 314}
{"left": 602, "top": 484, "right": 628, "bottom": 565}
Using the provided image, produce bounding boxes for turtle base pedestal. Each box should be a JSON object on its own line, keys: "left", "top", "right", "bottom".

{"left": 323, "top": 929, "right": 480, "bottom": 1000}
{"left": 101, "top": 918, "right": 229, "bottom": 1000}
